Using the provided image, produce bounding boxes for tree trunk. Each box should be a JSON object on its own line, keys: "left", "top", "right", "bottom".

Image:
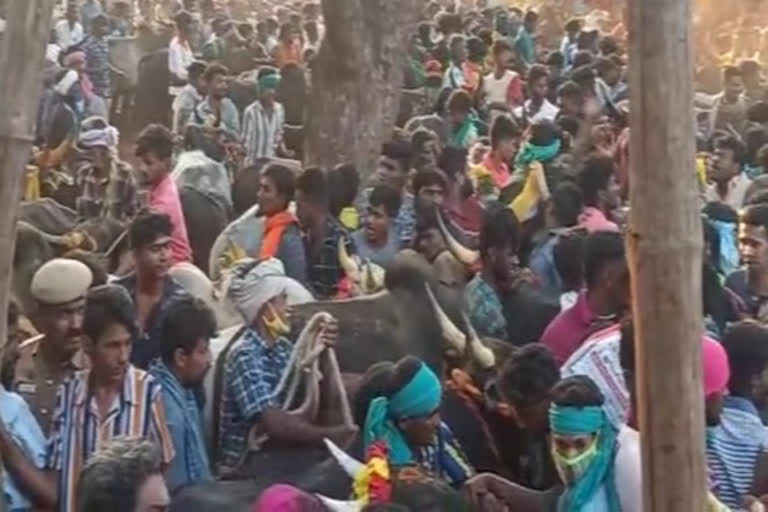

{"left": 303, "top": 0, "right": 420, "bottom": 178}
{"left": 627, "top": 0, "right": 707, "bottom": 510}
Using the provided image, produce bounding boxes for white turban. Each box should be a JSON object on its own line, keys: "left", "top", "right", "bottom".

{"left": 227, "top": 258, "right": 311, "bottom": 326}
{"left": 77, "top": 124, "right": 120, "bottom": 149}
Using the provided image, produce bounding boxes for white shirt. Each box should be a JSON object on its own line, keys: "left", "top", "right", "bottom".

{"left": 614, "top": 425, "right": 643, "bottom": 512}
{"left": 524, "top": 98, "right": 560, "bottom": 123}
{"left": 705, "top": 172, "right": 752, "bottom": 211}
{"left": 168, "top": 36, "right": 194, "bottom": 95}
{"left": 54, "top": 19, "right": 84, "bottom": 50}
{"left": 483, "top": 70, "right": 519, "bottom": 107}
{"left": 241, "top": 100, "right": 285, "bottom": 166}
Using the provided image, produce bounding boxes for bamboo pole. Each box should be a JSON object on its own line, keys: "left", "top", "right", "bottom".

{"left": 627, "top": 0, "right": 706, "bottom": 510}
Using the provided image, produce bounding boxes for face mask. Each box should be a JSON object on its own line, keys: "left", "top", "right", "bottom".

{"left": 551, "top": 436, "right": 599, "bottom": 485}
{"left": 263, "top": 301, "right": 291, "bottom": 338}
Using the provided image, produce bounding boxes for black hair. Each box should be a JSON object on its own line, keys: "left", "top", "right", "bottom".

{"left": 491, "top": 39, "right": 512, "bottom": 57}
{"left": 523, "top": 10, "right": 538, "bottom": 24}
{"left": 159, "top": 296, "right": 217, "bottom": 365}
{"left": 745, "top": 127, "right": 768, "bottom": 166}
{"left": 353, "top": 356, "right": 423, "bottom": 426}
{"left": 498, "top": 343, "right": 560, "bottom": 407}
{"left": 529, "top": 119, "right": 560, "bottom": 147}
{"left": 551, "top": 181, "right": 583, "bottom": 227}
{"left": 414, "top": 203, "right": 440, "bottom": 235}
{"left": 438, "top": 147, "right": 468, "bottom": 180}
{"left": 748, "top": 101, "right": 768, "bottom": 124}
{"left": 328, "top": 163, "right": 360, "bottom": 218}
{"left": 413, "top": 169, "right": 448, "bottom": 196}
{"left": 557, "top": 115, "right": 580, "bottom": 139}
{"left": 724, "top": 65, "right": 743, "bottom": 83}
{"left": 278, "top": 21, "right": 294, "bottom": 40}
{"left": 742, "top": 203, "right": 768, "bottom": 233}
{"left": 564, "top": 18, "right": 582, "bottom": 33}
{"left": 128, "top": 212, "right": 173, "bottom": 251}
{"left": 295, "top": 166, "right": 329, "bottom": 205}
{"left": 571, "top": 64, "right": 595, "bottom": 88}
{"left": 381, "top": 139, "right": 415, "bottom": 174}
{"left": 262, "top": 163, "right": 296, "bottom": 205}
{"left": 62, "top": 249, "right": 108, "bottom": 287}
{"left": 722, "top": 321, "right": 768, "bottom": 396}
{"left": 546, "top": 50, "right": 565, "bottom": 68}
{"left": 554, "top": 229, "right": 587, "bottom": 292}
{"left": 557, "top": 80, "right": 582, "bottom": 99}
{"left": 550, "top": 375, "right": 604, "bottom": 408}
{"left": 187, "top": 61, "right": 208, "bottom": 82}
{"left": 479, "top": 203, "right": 520, "bottom": 258}
{"left": 489, "top": 115, "right": 521, "bottom": 149}
{"left": 466, "top": 36, "right": 487, "bottom": 62}
{"left": 203, "top": 62, "right": 229, "bottom": 82}
{"left": 446, "top": 89, "right": 473, "bottom": 114}
{"left": 369, "top": 185, "right": 402, "bottom": 218}
{"left": 135, "top": 124, "right": 174, "bottom": 160}
{"left": 83, "top": 285, "right": 138, "bottom": 344}
{"left": 714, "top": 134, "right": 747, "bottom": 165}
{"left": 527, "top": 64, "right": 548, "bottom": 85}
{"left": 577, "top": 154, "right": 616, "bottom": 207}
{"left": 583, "top": 230, "right": 625, "bottom": 289}
{"left": 571, "top": 50, "right": 594, "bottom": 69}
{"left": 594, "top": 56, "right": 617, "bottom": 76}
{"left": 598, "top": 36, "right": 619, "bottom": 56}
{"left": 410, "top": 128, "right": 439, "bottom": 154}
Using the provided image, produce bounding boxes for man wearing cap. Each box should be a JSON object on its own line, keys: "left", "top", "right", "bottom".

{"left": 241, "top": 71, "right": 286, "bottom": 166}
{"left": 14, "top": 258, "right": 93, "bottom": 435}
{"left": 74, "top": 116, "right": 140, "bottom": 223}
{"left": 217, "top": 258, "right": 352, "bottom": 475}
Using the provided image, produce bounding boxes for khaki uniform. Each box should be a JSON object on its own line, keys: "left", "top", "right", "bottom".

{"left": 13, "top": 335, "right": 87, "bottom": 435}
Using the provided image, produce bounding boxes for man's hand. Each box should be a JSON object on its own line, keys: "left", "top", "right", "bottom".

{"left": 318, "top": 316, "right": 339, "bottom": 348}
{"left": 464, "top": 473, "right": 515, "bottom": 511}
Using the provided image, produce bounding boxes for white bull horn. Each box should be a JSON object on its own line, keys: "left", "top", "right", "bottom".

{"left": 425, "top": 283, "right": 466, "bottom": 354}
{"left": 436, "top": 208, "right": 480, "bottom": 267}
{"left": 463, "top": 313, "right": 496, "bottom": 368}
{"left": 324, "top": 438, "right": 364, "bottom": 479}
{"left": 315, "top": 495, "right": 363, "bottom": 512}
{"left": 338, "top": 237, "right": 360, "bottom": 279}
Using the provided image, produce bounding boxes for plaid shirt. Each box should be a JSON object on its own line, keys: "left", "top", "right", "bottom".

{"left": 414, "top": 422, "right": 475, "bottom": 487}
{"left": 218, "top": 328, "right": 292, "bottom": 467}
{"left": 75, "top": 159, "right": 141, "bottom": 223}
{"left": 464, "top": 274, "right": 507, "bottom": 340}
{"left": 305, "top": 216, "right": 352, "bottom": 299}
{"left": 46, "top": 366, "right": 174, "bottom": 512}
{"left": 117, "top": 275, "right": 188, "bottom": 370}
{"left": 81, "top": 35, "right": 111, "bottom": 98}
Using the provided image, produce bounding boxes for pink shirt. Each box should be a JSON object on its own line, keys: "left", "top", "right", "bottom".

{"left": 149, "top": 175, "right": 192, "bottom": 265}
{"left": 541, "top": 291, "right": 598, "bottom": 366}
{"left": 578, "top": 206, "right": 619, "bottom": 233}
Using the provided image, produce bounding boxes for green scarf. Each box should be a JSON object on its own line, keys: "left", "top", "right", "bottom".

{"left": 512, "top": 138, "right": 561, "bottom": 181}
{"left": 449, "top": 114, "right": 479, "bottom": 149}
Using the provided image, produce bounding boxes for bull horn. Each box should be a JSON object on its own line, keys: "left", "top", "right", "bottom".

{"left": 338, "top": 238, "right": 360, "bottom": 279}
{"left": 324, "top": 438, "right": 364, "bottom": 479}
{"left": 436, "top": 209, "right": 479, "bottom": 266}
{"left": 425, "top": 284, "right": 466, "bottom": 353}
{"left": 315, "top": 495, "right": 363, "bottom": 512}
{"left": 463, "top": 313, "right": 496, "bottom": 368}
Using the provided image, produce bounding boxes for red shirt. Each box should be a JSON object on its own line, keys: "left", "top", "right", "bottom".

{"left": 149, "top": 175, "right": 192, "bottom": 265}
{"left": 541, "top": 291, "right": 597, "bottom": 365}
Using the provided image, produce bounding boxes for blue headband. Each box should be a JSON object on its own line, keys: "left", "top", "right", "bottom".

{"left": 363, "top": 363, "right": 441, "bottom": 466}
{"left": 549, "top": 405, "right": 605, "bottom": 436}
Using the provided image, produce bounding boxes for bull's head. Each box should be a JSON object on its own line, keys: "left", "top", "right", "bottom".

{"left": 436, "top": 209, "right": 480, "bottom": 267}
{"left": 338, "top": 238, "right": 386, "bottom": 296}
{"left": 425, "top": 283, "right": 495, "bottom": 369}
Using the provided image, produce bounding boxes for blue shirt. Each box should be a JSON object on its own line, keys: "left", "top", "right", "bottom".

{"left": 0, "top": 387, "right": 46, "bottom": 511}
{"left": 82, "top": 35, "right": 111, "bottom": 98}
{"left": 218, "top": 329, "right": 292, "bottom": 466}
{"left": 707, "top": 396, "right": 768, "bottom": 508}
{"left": 350, "top": 228, "right": 401, "bottom": 268}
{"left": 150, "top": 360, "right": 212, "bottom": 493}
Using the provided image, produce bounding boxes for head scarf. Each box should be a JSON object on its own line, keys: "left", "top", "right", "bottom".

{"left": 227, "top": 258, "right": 295, "bottom": 326}
{"left": 549, "top": 404, "right": 620, "bottom": 512}
{"left": 253, "top": 484, "right": 325, "bottom": 512}
{"left": 363, "top": 362, "right": 442, "bottom": 467}
{"left": 77, "top": 122, "right": 120, "bottom": 149}
{"left": 259, "top": 72, "right": 281, "bottom": 92}
{"left": 514, "top": 138, "right": 561, "bottom": 171}
{"left": 702, "top": 336, "right": 730, "bottom": 398}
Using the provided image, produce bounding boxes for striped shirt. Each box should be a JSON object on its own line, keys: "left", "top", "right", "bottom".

{"left": 241, "top": 100, "right": 285, "bottom": 166}
{"left": 707, "top": 396, "right": 768, "bottom": 508}
{"left": 46, "top": 365, "right": 175, "bottom": 512}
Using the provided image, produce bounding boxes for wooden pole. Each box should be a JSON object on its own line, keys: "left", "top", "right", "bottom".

{"left": 627, "top": 0, "right": 706, "bottom": 510}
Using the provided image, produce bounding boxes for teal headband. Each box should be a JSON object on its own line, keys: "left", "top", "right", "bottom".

{"left": 549, "top": 405, "right": 605, "bottom": 436}
{"left": 363, "top": 363, "right": 441, "bottom": 466}
{"left": 259, "top": 73, "right": 281, "bottom": 91}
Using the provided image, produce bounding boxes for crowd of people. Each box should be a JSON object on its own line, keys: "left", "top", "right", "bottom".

{"left": 5, "top": 0, "right": 768, "bottom": 510}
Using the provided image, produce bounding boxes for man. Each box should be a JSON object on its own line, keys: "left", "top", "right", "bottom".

{"left": 556, "top": 80, "right": 584, "bottom": 119}
{"left": 560, "top": 18, "right": 581, "bottom": 67}
{"left": 706, "top": 135, "right": 752, "bottom": 211}
{"left": 219, "top": 259, "right": 351, "bottom": 474}
{"left": 713, "top": 66, "right": 749, "bottom": 136}
{"left": 76, "top": 438, "right": 170, "bottom": 512}
{"left": 80, "top": 0, "right": 103, "bottom": 33}
{"left": 15, "top": 259, "right": 92, "bottom": 435}
{"left": 541, "top": 230, "right": 629, "bottom": 365}
{"left": 413, "top": 169, "right": 448, "bottom": 210}
{"left": 241, "top": 72, "right": 286, "bottom": 166}
{"left": 295, "top": 167, "right": 352, "bottom": 299}
{"left": 73, "top": 116, "right": 140, "bottom": 223}
{"left": 708, "top": 321, "right": 768, "bottom": 508}
{"left": 471, "top": 115, "right": 521, "bottom": 193}
{"left": 483, "top": 40, "right": 524, "bottom": 119}
{"left": 356, "top": 140, "right": 416, "bottom": 246}
{"left": 47, "top": 285, "right": 174, "bottom": 512}
{"left": 55, "top": 2, "right": 84, "bottom": 51}
{"left": 446, "top": 89, "right": 479, "bottom": 149}
{"left": 726, "top": 204, "right": 768, "bottom": 320}
{"left": 442, "top": 34, "right": 467, "bottom": 90}
{"left": 351, "top": 185, "right": 401, "bottom": 268}
{"left": 150, "top": 297, "right": 214, "bottom": 493}
{"left": 522, "top": 64, "right": 559, "bottom": 123}
{"left": 135, "top": 123, "right": 193, "bottom": 265}
{"left": 576, "top": 153, "right": 621, "bottom": 232}
{"left": 172, "top": 61, "right": 207, "bottom": 136}
{"left": 81, "top": 15, "right": 114, "bottom": 112}
{"left": 118, "top": 213, "right": 187, "bottom": 369}
{"left": 108, "top": 1, "right": 133, "bottom": 36}
{"left": 514, "top": 10, "right": 538, "bottom": 69}
{"left": 595, "top": 56, "right": 627, "bottom": 104}
{"left": 195, "top": 63, "right": 240, "bottom": 140}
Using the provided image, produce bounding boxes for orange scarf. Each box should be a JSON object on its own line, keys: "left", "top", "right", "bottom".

{"left": 259, "top": 211, "right": 298, "bottom": 260}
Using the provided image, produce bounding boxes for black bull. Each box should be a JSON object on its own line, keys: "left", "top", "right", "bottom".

{"left": 173, "top": 255, "right": 511, "bottom": 511}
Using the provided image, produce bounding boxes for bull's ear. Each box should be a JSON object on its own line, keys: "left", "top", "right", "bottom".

{"left": 314, "top": 494, "right": 363, "bottom": 512}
